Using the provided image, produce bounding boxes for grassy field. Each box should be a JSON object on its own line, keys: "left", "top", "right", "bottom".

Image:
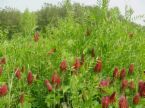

{"left": 0, "top": 2, "right": 145, "bottom": 108}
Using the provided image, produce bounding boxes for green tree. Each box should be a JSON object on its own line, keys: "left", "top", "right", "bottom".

{"left": 37, "top": 3, "right": 66, "bottom": 31}
{"left": 0, "top": 7, "right": 21, "bottom": 39}
{"left": 20, "top": 9, "right": 36, "bottom": 36}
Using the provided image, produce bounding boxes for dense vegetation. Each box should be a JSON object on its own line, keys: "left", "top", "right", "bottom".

{"left": 0, "top": 0, "right": 145, "bottom": 108}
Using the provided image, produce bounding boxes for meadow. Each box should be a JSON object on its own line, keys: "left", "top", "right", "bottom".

{"left": 0, "top": 0, "right": 145, "bottom": 108}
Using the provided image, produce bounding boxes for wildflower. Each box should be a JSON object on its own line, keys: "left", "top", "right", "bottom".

{"left": 15, "top": 68, "right": 21, "bottom": 80}
{"left": 99, "top": 79, "right": 110, "bottom": 87}
{"left": 60, "top": 60, "right": 67, "bottom": 72}
{"left": 94, "top": 58, "right": 102, "bottom": 73}
{"left": 0, "top": 84, "right": 8, "bottom": 96}
{"left": 34, "top": 32, "right": 39, "bottom": 42}
{"left": 109, "top": 92, "right": 116, "bottom": 104}
{"left": 0, "top": 57, "right": 6, "bottom": 65}
{"left": 119, "top": 96, "right": 128, "bottom": 108}
{"left": 120, "top": 68, "right": 126, "bottom": 79}
{"left": 44, "top": 79, "right": 52, "bottom": 92}
{"left": 121, "top": 79, "right": 128, "bottom": 90}
{"left": 0, "top": 66, "right": 3, "bottom": 75}
{"left": 51, "top": 72, "right": 61, "bottom": 86}
{"left": 133, "top": 93, "right": 140, "bottom": 105}
{"left": 19, "top": 93, "right": 24, "bottom": 104}
{"left": 102, "top": 96, "right": 110, "bottom": 108}
{"left": 129, "top": 64, "right": 134, "bottom": 74}
{"left": 27, "top": 71, "right": 33, "bottom": 85}
{"left": 138, "top": 80, "right": 145, "bottom": 97}
{"left": 138, "top": 80, "right": 144, "bottom": 91}
{"left": 73, "top": 58, "right": 81, "bottom": 70}
{"left": 128, "top": 81, "right": 135, "bottom": 90}
{"left": 113, "top": 67, "right": 119, "bottom": 78}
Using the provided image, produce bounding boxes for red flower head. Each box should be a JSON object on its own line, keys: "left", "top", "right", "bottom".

{"left": 119, "top": 96, "right": 128, "bottom": 108}
{"left": 91, "top": 48, "right": 95, "bottom": 58}
{"left": 133, "top": 93, "right": 140, "bottom": 105}
{"left": 121, "top": 79, "right": 128, "bottom": 90}
{"left": 128, "top": 81, "right": 135, "bottom": 90}
{"left": 60, "top": 60, "right": 67, "bottom": 72}
{"left": 51, "top": 72, "right": 61, "bottom": 86}
{"left": 99, "top": 79, "right": 110, "bottom": 87}
{"left": 34, "top": 32, "right": 39, "bottom": 42}
{"left": 27, "top": 71, "right": 33, "bottom": 85}
{"left": 138, "top": 80, "right": 144, "bottom": 91}
{"left": 120, "top": 68, "right": 126, "bottom": 79}
{"left": 44, "top": 79, "right": 52, "bottom": 92}
{"left": 0, "top": 84, "right": 8, "bottom": 96}
{"left": 0, "top": 57, "right": 6, "bottom": 65}
{"left": 113, "top": 67, "right": 119, "bottom": 78}
{"left": 73, "top": 58, "right": 81, "bottom": 70}
{"left": 19, "top": 93, "right": 24, "bottom": 104}
{"left": 0, "top": 66, "right": 3, "bottom": 76}
{"left": 102, "top": 96, "right": 110, "bottom": 108}
{"left": 129, "top": 64, "right": 134, "bottom": 74}
{"left": 138, "top": 80, "right": 145, "bottom": 97}
{"left": 94, "top": 58, "right": 102, "bottom": 73}
{"left": 15, "top": 68, "right": 21, "bottom": 80}
{"left": 109, "top": 92, "right": 116, "bottom": 104}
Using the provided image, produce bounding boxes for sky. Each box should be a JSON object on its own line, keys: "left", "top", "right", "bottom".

{"left": 0, "top": 0, "right": 145, "bottom": 25}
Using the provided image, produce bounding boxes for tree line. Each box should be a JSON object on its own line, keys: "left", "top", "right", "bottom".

{"left": 0, "top": 0, "right": 138, "bottom": 41}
